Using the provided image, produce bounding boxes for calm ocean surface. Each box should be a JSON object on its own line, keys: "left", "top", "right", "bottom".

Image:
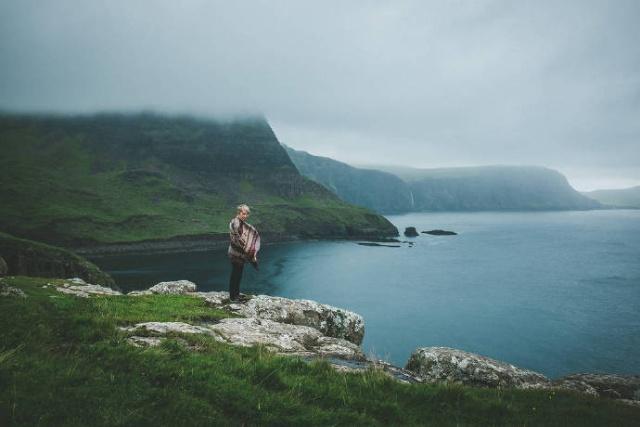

{"left": 95, "top": 210, "right": 640, "bottom": 378}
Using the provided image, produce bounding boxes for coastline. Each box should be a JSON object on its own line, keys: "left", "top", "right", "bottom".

{"left": 74, "top": 233, "right": 400, "bottom": 257}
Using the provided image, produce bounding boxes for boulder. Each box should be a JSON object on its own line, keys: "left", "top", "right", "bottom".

{"left": 149, "top": 280, "right": 197, "bottom": 295}
{"left": 234, "top": 294, "right": 364, "bottom": 345}
{"left": 190, "top": 292, "right": 364, "bottom": 345}
{"left": 404, "top": 227, "right": 419, "bottom": 237}
{"left": 553, "top": 373, "right": 640, "bottom": 401}
{"left": 405, "top": 347, "right": 550, "bottom": 389}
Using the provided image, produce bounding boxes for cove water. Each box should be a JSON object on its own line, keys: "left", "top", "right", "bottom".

{"left": 96, "top": 210, "right": 640, "bottom": 378}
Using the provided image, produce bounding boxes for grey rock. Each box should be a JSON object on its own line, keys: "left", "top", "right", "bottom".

{"left": 0, "top": 256, "right": 7, "bottom": 276}
{"left": 404, "top": 227, "right": 419, "bottom": 237}
{"left": 149, "top": 280, "right": 197, "bottom": 295}
{"left": 66, "top": 277, "right": 87, "bottom": 285}
{"left": 406, "top": 347, "right": 550, "bottom": 389}
{"left": 121, "top": 321, "right": 213, "bottom": 336}
{"left": 56, "top": 282, "right": 122, "bottom": 297}
{"left": 0, "top": 282, "right": 27, "bottom": 298}
{"left": 122, "top": 319, "right": 365, "bottom": 361}
{"left": 189, "top": 292, "right": 364, "bottom": 345}
{"left": 235, "top": 295, "right": 365, "bottom": 345}
{"left": 553, "top": 373, "right": 640, "bottom": 401}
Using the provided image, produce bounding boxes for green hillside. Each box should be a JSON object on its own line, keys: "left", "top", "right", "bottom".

{"left": 582, "top": 186, "right": 640, "bottom": 208}
{"left": 0, "top": 113, "right": 397, "bottom": 250}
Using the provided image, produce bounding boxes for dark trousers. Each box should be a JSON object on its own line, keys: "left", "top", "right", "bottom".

{"left": 229, "top": 261, "right": 244, "bottom": 300}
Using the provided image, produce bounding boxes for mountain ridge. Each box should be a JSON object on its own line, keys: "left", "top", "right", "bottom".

{"left": 0, "top": 112, "right": 398, "bottom": 250}
{"left": 286, "top": 150, "right": 602, "bottom": 212}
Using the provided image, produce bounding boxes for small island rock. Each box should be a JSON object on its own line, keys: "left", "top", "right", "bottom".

{"left": 422, "top": 229, "right": 457, "bottom": 236}
{"left": 404, "top": 227, "right": 419, "bottom": 237}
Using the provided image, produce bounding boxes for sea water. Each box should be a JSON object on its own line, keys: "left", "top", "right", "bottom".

{"left": 96, "top": 210, "right": 640, "bottom": 378}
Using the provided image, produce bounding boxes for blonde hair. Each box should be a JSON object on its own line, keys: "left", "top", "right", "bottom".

{"left": 236, "top": 204, "right": 250, "bottom": 214}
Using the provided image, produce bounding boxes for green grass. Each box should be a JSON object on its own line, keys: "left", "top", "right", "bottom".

{"left": 1, "top": 276, "right": 638, "bottom": 426}
{"left": 0, "top": 114, "right": 398, "bottom": 246}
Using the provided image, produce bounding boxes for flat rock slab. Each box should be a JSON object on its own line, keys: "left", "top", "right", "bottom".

{"left": 190, "top": 292, "right": 365, "bottom": 345}
{"left": 149, "top": 280, "right": 197, "bottom": 294}
{"left": 56, "top": 282, "right": 122, "bottom": 298}
{"left": 122, "top": 319, "right": 365, "bottom": 361}
{"left": 406, "top": 347, "right": 551, "bottom": 390}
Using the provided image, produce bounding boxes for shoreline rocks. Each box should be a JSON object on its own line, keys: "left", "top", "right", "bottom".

{"left": 35, "top": 276, "right": 639, "bottom": 405}
{"left": 405, "top": 347, "right": 551, "bottom": 390}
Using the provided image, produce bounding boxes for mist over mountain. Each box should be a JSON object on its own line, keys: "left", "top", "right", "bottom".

{"left": 582, "top": 186, "right": 640, "bottom": 209}
{"left": 286, "top": 151, "right": 602, "bottom": 212}
{"left": 283, "top": 145, "right": 413, "bottom": 213}
{"left": 0, "top": 113, "right": 397, "bottom": 249}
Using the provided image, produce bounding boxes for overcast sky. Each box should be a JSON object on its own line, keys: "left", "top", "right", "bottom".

{"left": 1, "top": 0, "right": 638, "bottom": 190}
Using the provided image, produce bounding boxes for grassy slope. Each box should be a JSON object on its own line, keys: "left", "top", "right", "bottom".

{"left": 1, "top": 276, "right": 638, "bottom": 426}
{"left": 0, "top": 232, "right": 115, "bottom": 287}
{"left": 0, "top": 114, "right": 397, "bottom": 247}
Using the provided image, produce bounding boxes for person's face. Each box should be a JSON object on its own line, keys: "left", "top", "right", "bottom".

{"left": 238, "top": 209, "right": 249, "bottom": 221}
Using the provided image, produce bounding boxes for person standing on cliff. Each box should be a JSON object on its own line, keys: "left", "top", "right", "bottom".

{"left": 228, "top": 204, "right": 260, "bottom": 302}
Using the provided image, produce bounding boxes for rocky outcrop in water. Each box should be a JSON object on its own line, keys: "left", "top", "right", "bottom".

{"left": 422, "top": 229, "right": 457, "bottom": 236}
{"left": 404, "top": 227, "right": 419, "bottom": 237}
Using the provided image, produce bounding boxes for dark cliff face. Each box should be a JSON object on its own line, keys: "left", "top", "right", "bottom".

{"left": 284, "top": 147, "right": 601, "bottom": 213}
{"left": 284, "top": 145, "right": 414, "bottom": 213}
{"left": 0, "top": 113, "right": 398, "bottom": 246}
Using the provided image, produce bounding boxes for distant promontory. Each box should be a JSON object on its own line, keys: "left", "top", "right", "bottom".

{"left": 285, "top": 147, "right": 602, "bottom": 213}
